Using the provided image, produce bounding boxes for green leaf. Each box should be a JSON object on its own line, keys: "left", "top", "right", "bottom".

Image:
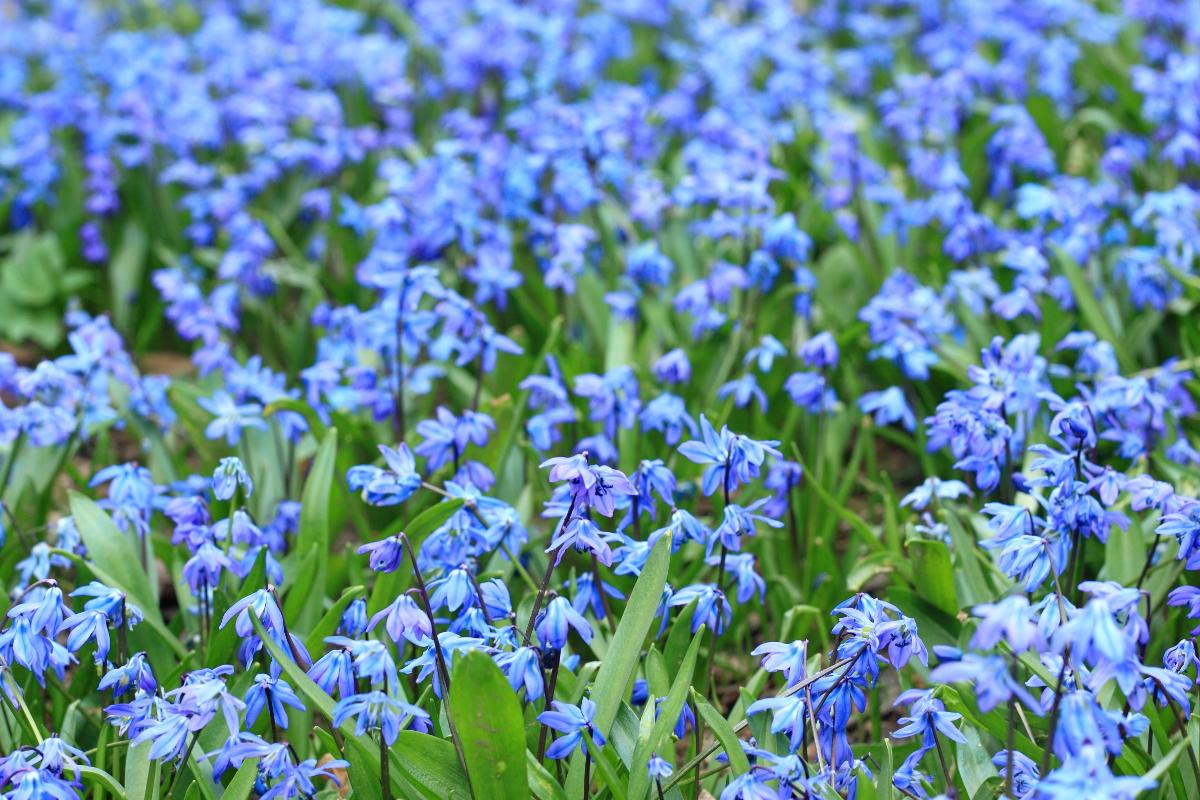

{"left": 527, "top": 752, "right": 569, "bottom": 800}
{"left": 286, "top": 427, "right": 338, "bottom": 633}
{"left": 943, "top": 512, "right": 991, "bottom": 606}
{"left": 222, "top": 759, "right": 259, "bottom": 800}
{"left": 877, "top": 741, "right": 894, "bottom": 800}
{"left": 661, "top": 598, "right": 697, "bottom": 676}
{"left": 343, "top": 733, "right": 386, "bottom": 800}
{"left": 72, "top": 765, "right": 126, "bottom": 798}
{"left": 955, "top": 725, "right": 998, "bottom": 799}
{"left": 690, "top": 691, "right": 751, "bottom": 775}
{"left": 627, "top": 628, "right": 704, "bottom": 800}
{"left": 389, "top": 731, "right": 474, "bottom": 800}
{"left": 124, "top": 740, "right": 161, "bottom": 800}
{"left": 590, "top": 536, "right": 670, "bottom": 730}
{"left": 110, "top": 221, "right": 148, "bottom": 331}
{"left": 69, "top": 492, "right": 160, "bottom": 618}
{"left": 567, "top": 535, "right": 671, "bottom": 796}
{"left": 907, "top": 539, "right": 958, "bottom": 616}
{"left": 448, "top": 650, "right": 529, "bottom": 800}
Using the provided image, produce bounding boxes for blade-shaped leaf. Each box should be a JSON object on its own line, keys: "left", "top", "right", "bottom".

{"left": 568, "top": 535, "right": 671, "bottom": 795}
{"left": 691, "top": 691, "right": 751, "bottom": 775}
{"left": 627, "top": 628, "right": 704, "bottom": 799}
{"left": 286, "top": 427, "right": 338, "bottom": 633}
{"left": 448, "top": 650, "right": 529, "bottom": 800}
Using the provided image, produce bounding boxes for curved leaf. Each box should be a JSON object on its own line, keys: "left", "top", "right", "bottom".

{"left": 449, "top": 650, "right": 528, "bottom": 800}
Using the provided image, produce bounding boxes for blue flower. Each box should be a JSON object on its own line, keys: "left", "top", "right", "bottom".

{"left": 677, "top": 416, "right": 780, "bottom": 497}
{"left": 747, "top": 692, "right": 808, "bottom": 750}
{"left": 653, "top": 349, "right": 691, "bottom": 384}
{"left": 536, "top": 596, "right": 593, "bottom": 649}
{"left": 547, "top": 517, "right": 614, "bottom": 567}
{"left": 537, "top": 697, "right": 605, "bottom": 759}
{"left": 495, "top": 647, "right": 544, "bottom": 702}
{"left": 891, "top": 690, "right": 966, "bottom": 748}
{"left": 858, "top": 387, "right": 916, "bottom": 431}
{"left": 197, "top": 391, "right": 267, "bottom": 445}
{"left": 370, "top": 593, "right": 431, "bottom": 646}
{"left": 668, "top": 584, "right": 729, "bottom": 634}
{"left": 331, "top": 691, "right": 428, "bottom": 745}
{"left": 647, "top": 754, "right": 673, "bottom": 780}
{"left": 357, "top": 534, "right": 405, "bottom": 573}
{"left": 212, "top": 457, "right": 252, "bottom": 501}
{"left": 900, "top": 477, "right": 971, "bottom": 510}
{"left": 970, "top": 595, "right": 1043, "bottom": 652}
{"left": 347, "top": 444, "right": 422, "bottom": 507}
{"left": 751, "top": 640, "right": 808, "bottom": 687}
{"left": 244, "top": 674, "right": 304, "bottom": 730}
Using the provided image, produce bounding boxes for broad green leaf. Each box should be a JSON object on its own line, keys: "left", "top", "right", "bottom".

{"left": 286, "top": 427, "right": 338, "bottom": 633}
{"left": 690, "top": 690, "right": 751, "bottom": 775}
{"left": 846, "top": 551, "right": 906, "bottom": 592}
{"left": 448, "top": 650, "right": 528, "bottom": 800}
{"left": 124, "top": 740, "right": 160, "bottom": 800}
{"left": 907, "top": 539, "right": 958, "bottom": 616}
{"left": 661, "top": 597, "right": 697, "bottom": 676}
{"left": 527, "top": 753, "right": 569, "bottom": 800}
{"left": 955, "top": 725, "right": 998, "bottom": 799}
{"left": 877, "top": 741, "right": 894, "bottom": 800}
{"left": 69, "top": 492, "right": 161, "bottom": 620}
{"left": 627, "top": 628, "right": 704, "bottom": 800}
{"left": 343, "top": 733, "right": 385, "bottom": 800}
{"left": 222, "top": 759, "right": 259, "bottom": 800}
{"left": 567, "top": 535, "right": 671, "bottom": 796}
{"left": 943, "top": 512, "right": 991, "bottom": 606}
{"left": 110, "top": 220, "right": 148, "bottom": 331}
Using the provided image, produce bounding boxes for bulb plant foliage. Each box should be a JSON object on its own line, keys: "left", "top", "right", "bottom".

{"left": 2, "top": 2, "right": 1200, "bottom": 800}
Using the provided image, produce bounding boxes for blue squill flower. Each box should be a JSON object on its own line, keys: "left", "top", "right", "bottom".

{"left": 538, "top": 697, "right": 605, "bottom": 759}
{"left": 536, "top": 596, "right": 593, "bottom": 649}
{"left": 547, "top": 518, "right": 614, "bottom": 566}
{"left": 332, "top": 691, "right": 428, "bottom": 745}
{"left": 370, "top": 594, "right": 431, "bottom": 647}
{"left": 347, "top": 444, "right": 422, "bottom": 507}
{"left": 891, "top": 690, "right": 966, "bottom": 749}
{"left": 858, "top": 387, "right": 916, "bottom": 431}
{"left": 97, "top": 653, "right": 157, "bottom": 698}
{"left": 197, "top": 391, "right": 267, "bottom": 445}
{"left": 495, "top": 647, "right": 544, "bottom": 702}
{"left": 244, "top": 675, "right": 305, "bottom": 730}
{"left": 212, "top": 457, "right": 252, "bottom": 501}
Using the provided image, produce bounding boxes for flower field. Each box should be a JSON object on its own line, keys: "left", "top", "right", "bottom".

{"left": 2, "top": 1, "right": 1200, "bottom": 798}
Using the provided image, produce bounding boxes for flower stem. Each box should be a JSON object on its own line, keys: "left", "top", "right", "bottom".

{"left": 537, "top": 649, "right": 562, "bottom": 761}
{"left": 1039, "top": 647, "right": 1072, "bottom": 775}
{"left": 380, "top": 730, "right": 393, "bottom": 800}
{"left": 932, "top": 729, "right": 955, "bottom": 798}
{"left": 523, "top": 495, "right": 577, "bottom": 645}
